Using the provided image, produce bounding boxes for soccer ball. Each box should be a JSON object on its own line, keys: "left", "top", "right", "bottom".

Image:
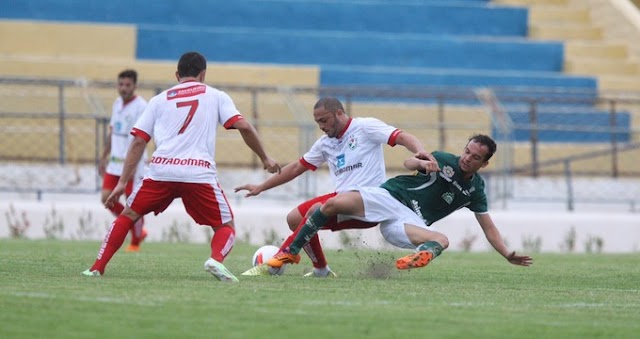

{"left": 251, "top": 245, "right": 287, "bottom": 275}
{"left": 251, "top": 245, "right": 280, "bottom": 266}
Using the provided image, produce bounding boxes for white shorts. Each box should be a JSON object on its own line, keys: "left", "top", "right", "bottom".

{"left": 347, "top": 186, "right": 434, "bottom": 249}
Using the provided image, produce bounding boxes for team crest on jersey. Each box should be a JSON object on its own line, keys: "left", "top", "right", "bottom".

{"left": 442, "top": 165, "right": 455, "bottom": 179}
{"left": 441, "top": 192, "right": 455, "bottom": 204}
{"left": 347, "top": 135, "right": 357, "bottom": 150}
{"left": 336, "top": 154, "right": 346, "bottom": 168}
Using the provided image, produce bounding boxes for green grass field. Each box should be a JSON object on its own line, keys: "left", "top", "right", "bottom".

{"left": 1, "top": 239, "right": 639, "bottom": 339}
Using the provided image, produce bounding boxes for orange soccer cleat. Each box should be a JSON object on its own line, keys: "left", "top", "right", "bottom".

{"left": 396, "top": 251, "right": 433, "bottom": 270}
{"left": 267, "top": 250, "right": 301, "bottom": 268}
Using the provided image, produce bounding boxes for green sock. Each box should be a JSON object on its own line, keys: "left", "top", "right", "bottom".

{"left": 290, "top": 209, "right": 329, "bottom": 254}
{"left": 417, "top": 241, "right": 444, "bottom": 258}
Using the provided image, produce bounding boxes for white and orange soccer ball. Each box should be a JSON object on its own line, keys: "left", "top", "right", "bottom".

{"left": 251, "top": 245, "right": 286, "bottom": 275}
{"left": 251, "top": 245, "right": 280, "bottom": 266}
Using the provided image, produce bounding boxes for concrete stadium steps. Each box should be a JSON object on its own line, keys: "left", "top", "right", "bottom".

{"left": 564, "top": 59, "right": 639, "bottom": 77}
{"left": 496, "top": 0, "right": 640, "bottom": 93}
{"left": 529, "top": 24, "right": 603, "bottom": 41}
{"left": 0, "top": 57, "right": 320, "bottom": 87}
{"left": 564, "top": 41, "right": 629, "bottom": 60}
{"left": 494, "top": 0, "right": 569, "bottom": 6}
{"left": 0, "top": 20, "right": 135, "bottom": 60}
{"left": 528, "top": 6, "right": 589, "bottom": 24}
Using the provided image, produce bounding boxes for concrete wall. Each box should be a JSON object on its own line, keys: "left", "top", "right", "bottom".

{"left": 1, "top": 195, "right": 638, "bottom": 254}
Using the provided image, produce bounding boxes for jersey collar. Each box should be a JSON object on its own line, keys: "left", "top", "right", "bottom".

{"left": 122, "top": 95, "right": 137, "bottom": 106}
{"left": 336, "top": 118, "right": 352, "bottom": 139}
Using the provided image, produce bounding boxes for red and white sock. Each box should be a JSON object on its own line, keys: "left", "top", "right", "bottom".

{"left": 90, "top": 215, "right": 133, "bottom": 274}
{"left": 210, "top": 225, "right": 235, "bottom": 262}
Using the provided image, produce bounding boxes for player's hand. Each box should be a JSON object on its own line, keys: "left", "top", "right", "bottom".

{"left": 234, "top": 184, "right": 262, "bottom": 197}
{"left": 262, "top": 157, "right": 281, "bottom": 174}
{"left": 415, "top": 151, "right": 440, "bottom": 172}
{"left": 506, "top": 251, "right": 533, "bottom": 267}
{"left": 104, "top": 182, "right": 126, "bottom": 209}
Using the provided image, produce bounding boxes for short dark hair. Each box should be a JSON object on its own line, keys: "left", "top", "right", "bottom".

{"left": 177, "top": 51, "right": 207, "bottom": 78}
{"left": 469, "top": 134, "right": 497, "bottom": 161}
{"left": 118, "top": 69, "right": 138, "bottom": 84}
{"left": 314, "top": 97, "right": 345, "bottom": 114}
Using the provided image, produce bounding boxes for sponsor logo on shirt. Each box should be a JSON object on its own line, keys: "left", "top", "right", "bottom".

{"left": 151, "top": 156, "right": 211, "bottom": 168}
{"left": 336, "top": 154, "right": 346, "bottom": 168}
{"left": 438, "top": 166, "right": 473, "bottom": 196}
{"left": 335, "top": 162, "right": 362, "bottom": 176}
{"left": 167, "top": 85, "right": 206, "bottom": 100}
{"left": 441, "top": 192, "right": 455, "bottom": 204}
{"left": 411, "top": 199, "right": 426, "bottom": 222}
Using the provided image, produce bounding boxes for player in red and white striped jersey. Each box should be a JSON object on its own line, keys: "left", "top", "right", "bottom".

{"left": 83, "top": 52, "right": 280, "bottom": 281}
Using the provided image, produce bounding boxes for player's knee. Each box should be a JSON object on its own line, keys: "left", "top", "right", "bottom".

{"left": 121, "top": 207, "right": 140, "bottom": 222}
{"left": 286, "top": 210, "right": 301, "bottom": 231}
{"left": 437, "top": 235, "right": 450, "bottom": 249}
{"left": 320, "top": 198, "right": 341, "bottom": 215}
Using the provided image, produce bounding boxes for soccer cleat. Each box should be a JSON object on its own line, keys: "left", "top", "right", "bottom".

{"left": 81, "top": 269, "right": 101, "bottom": 277}
{"left": 125, "top": 244, "right": 141, "bottom": 252}
{"left": 126, "top": 228, "right": 148, "bottom": 252}
{"left": 303, "top": 267, "right": 337, "bottom": 278}
{"left": 204, "top": 258, "right": 239, "bottom": 283}
{"left": 266, "top": 250, "right": 301, "bottom": 268}
{"left": 241, "top": 264, "right": 270, "bottom": 276}
{"left": 396, "top": 250, "right": 434, "bottom": 270}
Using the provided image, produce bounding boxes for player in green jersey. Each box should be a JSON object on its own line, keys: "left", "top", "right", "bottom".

{"left": 268, "top": 134, "right": 533, "bottom": 270}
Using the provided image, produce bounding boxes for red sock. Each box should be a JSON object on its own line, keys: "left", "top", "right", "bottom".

{"left": 303, "top": 235, "right": 327, "bottom": 268}
{"left": 281, "top": 218, "right": 327, "bottom": 268}
{"left": 108, "top": 201, "right": 124, "bottom": 216}
{"left": 90, "top": 215, "right": 133, "bottom": 274}
{"left": 210, "top": 225, "right": 235, "bottom": 262}
{"left": 129, "top": 216, "right": 146, "bottom": 246}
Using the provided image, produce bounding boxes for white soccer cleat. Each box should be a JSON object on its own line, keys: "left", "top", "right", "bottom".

{"left": 204, "top": 258, "right": 239, "bottom": 283}
{"left": 81, "top": 269, "right": 101, "bottom": 277}
{"left": 302, "top": 267, "right": 337, "bottom": 278}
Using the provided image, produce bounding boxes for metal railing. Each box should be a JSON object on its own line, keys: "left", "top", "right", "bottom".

{"left": 1, "top": 77, "right": 639, "bottom": 209}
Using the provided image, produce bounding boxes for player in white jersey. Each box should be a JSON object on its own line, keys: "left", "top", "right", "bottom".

{"left": 98, "top": 69, "right": 148, "bottom": 252}
{"left": 83, "top": 51, "right": 280, "bottom": 282}
{"left": 235, "top": 97, "right": 436, "bottom": 277}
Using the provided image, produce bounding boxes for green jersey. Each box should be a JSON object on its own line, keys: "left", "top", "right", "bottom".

{"left": 380, "top": 151, "right": 488, "bottom": 225}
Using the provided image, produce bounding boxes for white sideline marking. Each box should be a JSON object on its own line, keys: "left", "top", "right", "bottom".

{"left": 6, "top": 291, "right": 163, "bottom": 306}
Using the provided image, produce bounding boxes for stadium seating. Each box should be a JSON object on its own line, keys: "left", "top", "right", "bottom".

{"left": 1, "top": 0, "right": 637, "bottom": 169}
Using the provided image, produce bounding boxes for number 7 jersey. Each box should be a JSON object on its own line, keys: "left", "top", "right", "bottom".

{"left": 131, "top": 81, "right": 243, "bottom": 183}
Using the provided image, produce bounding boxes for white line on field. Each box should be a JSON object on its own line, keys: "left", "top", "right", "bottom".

{"left": 5, "top": 291, "right": 163, "bottom": 306}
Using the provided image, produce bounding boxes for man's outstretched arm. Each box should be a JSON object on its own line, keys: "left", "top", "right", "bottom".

{"left": 475, "top": 213, "right": 533, "bottom": 266}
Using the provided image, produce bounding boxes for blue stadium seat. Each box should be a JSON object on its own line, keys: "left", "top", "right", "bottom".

{"left": 3, "top": 0, "right": 629, "bottom": 144}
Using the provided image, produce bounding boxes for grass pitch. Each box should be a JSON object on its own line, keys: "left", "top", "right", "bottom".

{"left": 1, "top": 239, "right": 639, "bottom": 338}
